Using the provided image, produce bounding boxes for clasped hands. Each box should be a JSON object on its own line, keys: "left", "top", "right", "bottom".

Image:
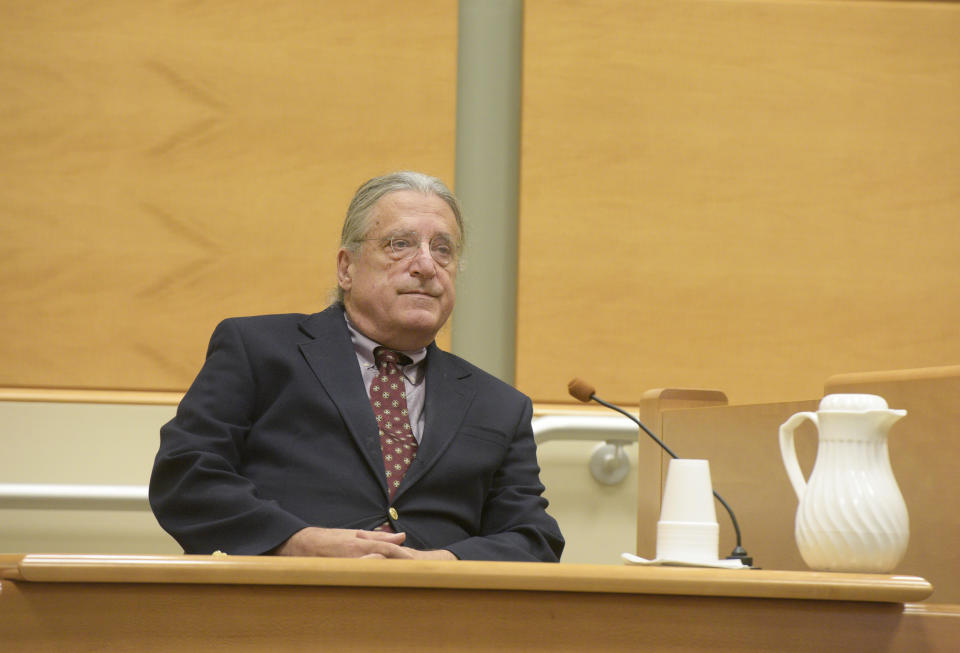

{"left": 272, "top": 526, "right": 457, "bottom": 560}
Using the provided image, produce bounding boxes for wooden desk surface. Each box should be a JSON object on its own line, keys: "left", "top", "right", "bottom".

{"left": 0, "top": 553, "right": 935, "bottom": 602}
{"left": 2, "top": 554, "right": 957, "bottom": 652}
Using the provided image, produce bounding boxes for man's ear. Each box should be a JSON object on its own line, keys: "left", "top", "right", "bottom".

{"left": 336, "top": 248, "right": 353, "bottom": 291}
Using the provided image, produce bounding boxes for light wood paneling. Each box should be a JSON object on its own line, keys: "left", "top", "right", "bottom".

{"left": 0, "top": 1, "right": 457, "bottom": 391}
{"left": 519, "top": 0, "right": 960, "bottom": 405}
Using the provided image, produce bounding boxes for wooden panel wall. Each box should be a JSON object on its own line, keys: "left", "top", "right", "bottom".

{"left": 0, "top": 1, "right": 457, "bottom": 391}
{"left": 518, "top": 0, "right": 960, "bottom": 405}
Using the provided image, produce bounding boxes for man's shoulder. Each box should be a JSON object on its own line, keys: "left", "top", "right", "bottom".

{"left": 219, "top": 313, "right": 308, "bottom": 327}
{"left": 206, "top": 307, "right": 348, "bottom": 354}
{"left": 216, "top": 305, "right": 343, "bottom": 335}
{"left": 212, "top": 313, "right": 307, "bottom": 340}
{"left": 428, "top": 347, "right": 530, "bottom": 402}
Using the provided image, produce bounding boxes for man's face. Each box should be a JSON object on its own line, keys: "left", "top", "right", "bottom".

{"left": 337, "top": 190, "right": 460, "bottom": 351}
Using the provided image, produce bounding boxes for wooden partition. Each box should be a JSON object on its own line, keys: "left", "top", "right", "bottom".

{"left": 0, "top": 1, "right": 456, "bottom": 392}
{"left": 518, "top": 0, "right": 960, "bottom": 406}
{"left": 824, "top": 364, "right": 960, "bottom": 601}
{"left": 638, "top": 397, "right": 820, "bottom": 572}
{"left": 636, "top": 388, "right": 730, "bottom": 556}
{"left": 3, "top": 554, "right": 956, "bottom": 652}
{"left": 639, "top": 365, "right": 960, "bottom": 603}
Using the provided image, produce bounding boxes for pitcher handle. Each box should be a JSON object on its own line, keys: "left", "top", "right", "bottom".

{"left": 779, "top": 411, "right": 818, "bottom": 502}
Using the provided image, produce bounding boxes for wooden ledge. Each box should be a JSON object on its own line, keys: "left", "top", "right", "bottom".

{"left": 3, "top": 554, "right": 933, "bottom": 603}
{"left": 0, "top": 387, "right": 183, "bottom": 405}
{"left": 826, "top": 364, "right": 960, "bottom": 388}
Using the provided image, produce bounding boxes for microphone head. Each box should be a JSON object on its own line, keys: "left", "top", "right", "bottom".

{"left": 567, "top": 378, "right": 596, "bottom": 403}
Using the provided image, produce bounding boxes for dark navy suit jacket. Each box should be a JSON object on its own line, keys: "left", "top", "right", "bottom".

{"left": 149, "top": 304, "right": 564, "bottom": 562}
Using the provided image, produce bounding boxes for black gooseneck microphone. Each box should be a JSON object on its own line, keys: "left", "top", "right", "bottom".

{"left": 568, "top": 378, "right": 753, "bottom": 567}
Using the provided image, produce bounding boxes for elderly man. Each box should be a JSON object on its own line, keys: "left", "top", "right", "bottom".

{"left": 149, "top": 171, "right": 564, "bottom": 562}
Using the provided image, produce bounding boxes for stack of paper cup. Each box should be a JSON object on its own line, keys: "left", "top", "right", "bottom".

{"left": 656, "top": 459, "right": 719, "bottom": 563}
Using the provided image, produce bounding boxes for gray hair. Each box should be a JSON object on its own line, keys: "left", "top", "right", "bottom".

{"left": 340, "top": 171, "right": 464, "bottom": 252}
{"left": 336, "top": 171, "right": 465, "bottom": 302}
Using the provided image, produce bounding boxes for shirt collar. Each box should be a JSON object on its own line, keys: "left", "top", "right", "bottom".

{"left": 344, "top": 312, "right": 427, "bottom": 382}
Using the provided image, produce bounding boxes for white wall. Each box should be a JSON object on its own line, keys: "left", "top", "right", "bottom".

{"left": 537, "top": 439, "right": 639, "bottom": 564}
{"left": 0, "top": 401, "right": 180, "bottom": 553}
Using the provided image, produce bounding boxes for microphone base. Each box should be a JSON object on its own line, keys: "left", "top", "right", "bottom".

{"left": 726, "top": 546, "right": 754, "bottom": 568}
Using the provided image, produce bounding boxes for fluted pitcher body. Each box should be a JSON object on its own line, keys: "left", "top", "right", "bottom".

{"left": 779, "top": 394, "right": 908, "bottom": 572}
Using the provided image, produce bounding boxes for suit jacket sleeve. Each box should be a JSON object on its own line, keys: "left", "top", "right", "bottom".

{"left": 407, "top": 348, "right": 564, "bottom": 562}
{"left": 149, "top": 318, "right": 310, "bottom": 554}
{"left": 441, "top": 395, "right": 564, "bottom": 563}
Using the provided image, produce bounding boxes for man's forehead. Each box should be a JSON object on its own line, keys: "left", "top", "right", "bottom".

{"left": 370, "top": 190, "right": 459, "bottom": 236}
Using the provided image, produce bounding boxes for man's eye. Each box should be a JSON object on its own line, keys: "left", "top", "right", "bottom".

{"left": 432, "top": 243, "right": 453, "bottom": 256}
{"left": 391, "top": 238, "right": 414, "bottom": 250}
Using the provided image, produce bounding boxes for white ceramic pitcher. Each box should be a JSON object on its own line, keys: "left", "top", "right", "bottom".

{"left": 779, "top": 394, "right": 909, "bottom": 572}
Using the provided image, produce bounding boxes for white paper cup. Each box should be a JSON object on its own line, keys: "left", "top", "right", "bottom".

{"left": 656, "top": 459, "right": 719, "bottom": 562}
{"left": 659, "top": 459, "right": 717, "bottom": 523}
{"left": 656, "top": 521, "right": 719, "bottom": 563}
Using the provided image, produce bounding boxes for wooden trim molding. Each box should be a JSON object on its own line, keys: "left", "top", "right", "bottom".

{"left": 0, "top": 387, "right": 183, "bottom": 405}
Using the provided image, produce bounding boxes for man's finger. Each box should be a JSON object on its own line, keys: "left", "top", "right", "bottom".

{"left": 356, "top": 530, "right": 406, "bottom": 544}
{"left": 376, "top": 543, "right": 416, "bottom": 559}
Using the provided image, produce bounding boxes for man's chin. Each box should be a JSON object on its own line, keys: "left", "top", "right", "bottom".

{"left": 397, "top": 308, "right": 450, "bottom": 341}
{"left": 399, "top": 292, "right": 444, "bottom": 314}
{"left": 400, "top": 309, "right": 445, "bottom": 330}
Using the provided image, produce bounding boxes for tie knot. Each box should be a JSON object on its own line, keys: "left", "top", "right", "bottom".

{"left": 374, "top": 347, "right": 412, "bottom": 368}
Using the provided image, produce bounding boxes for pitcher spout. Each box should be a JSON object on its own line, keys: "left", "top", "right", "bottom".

{"left": 869, "top": 408, "right": 907, "bottom": 434}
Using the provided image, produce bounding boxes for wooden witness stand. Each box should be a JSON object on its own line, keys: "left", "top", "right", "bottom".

{"left": 2, "top": 554, "right": 958, "bottom": 652}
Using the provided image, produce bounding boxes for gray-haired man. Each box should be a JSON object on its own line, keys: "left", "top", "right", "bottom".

{"left": 150, "top": 171, "right": 564, "bottom": 562}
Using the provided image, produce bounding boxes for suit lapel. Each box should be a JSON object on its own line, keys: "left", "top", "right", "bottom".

{"left": 297, "top": 306, "right": 387, "bottom": 495}
{"left": 396, "top": 345, "right": 475, "bottom": 497}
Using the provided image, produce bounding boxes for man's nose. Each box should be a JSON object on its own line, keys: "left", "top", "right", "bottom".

{"left": 409, "top": 242, "right": 438, "bottom": 276}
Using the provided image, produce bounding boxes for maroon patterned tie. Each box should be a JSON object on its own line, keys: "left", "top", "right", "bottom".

{"left": 370, "top": 347, "right": 418, "bottom": 501}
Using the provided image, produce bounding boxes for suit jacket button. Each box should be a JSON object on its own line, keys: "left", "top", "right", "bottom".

{"left": 388, "top": 507, "right": 399, "bottom": 520}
